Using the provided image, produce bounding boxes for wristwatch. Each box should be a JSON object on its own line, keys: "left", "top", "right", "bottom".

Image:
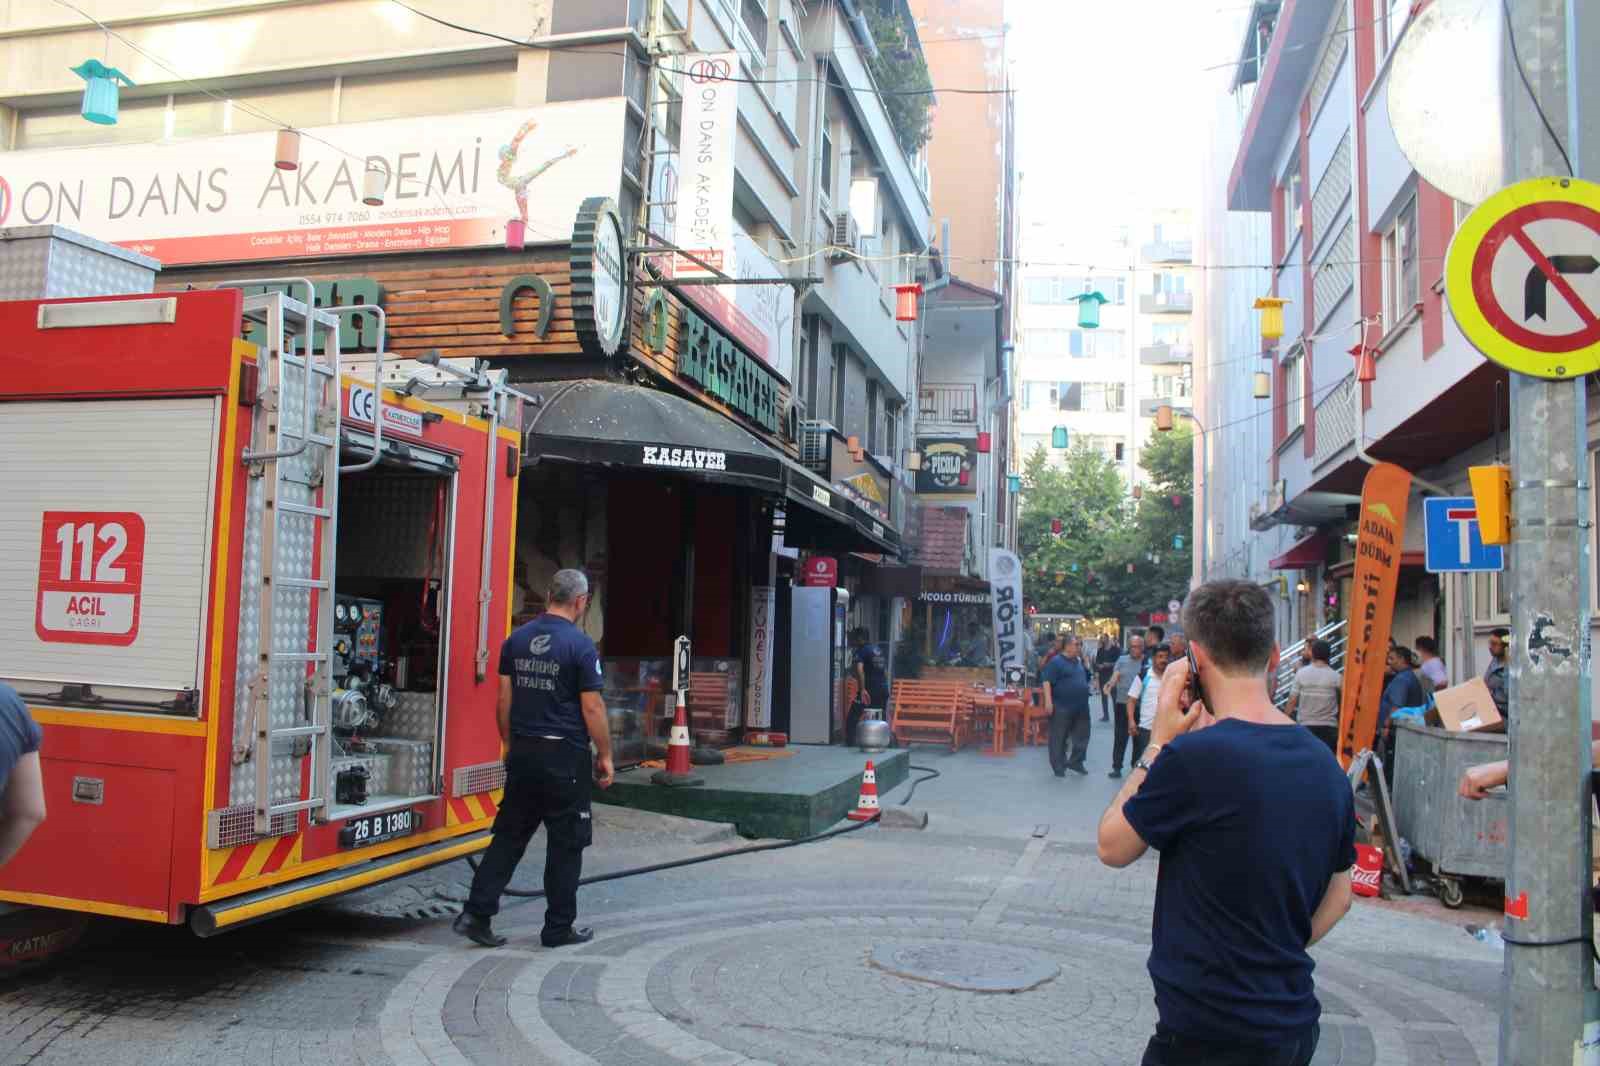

{"left": 1135, "top": 745, "right": 1163, "bottom": 772}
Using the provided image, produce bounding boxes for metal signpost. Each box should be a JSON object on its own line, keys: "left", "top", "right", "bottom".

{"left": 1440, "top": 5, "right": 1599, "bottom": 1055}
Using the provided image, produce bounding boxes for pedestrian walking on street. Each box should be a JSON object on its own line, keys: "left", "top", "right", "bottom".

{"left": 1143, "top": 625, "right": 1165, "bottom": 662}
{"left": 1104, "top": 635, "right": 1145, "bottom": 778}
{"left": 1097, "top": 580, "right": 1356, "bottom": 1066}
{"left": 455, "top": 569, "right": 615, "bottom": 950}
{"left": 1094, "top": 636, "right": 1122, "bottom": 722}
{"left": 1125, "top": 642, "right": 1170, "bottom": 769}
{"left": 1414, "top": 636, "right": 1447, "bottom": 693}
{"left": 1285, "top": 640, "right": 1342, "bottom": 757}
{"left": 1040, "top": 633, "right": 1093, "bottom": 776}
{"left": 0, "top": 683, "right": 45, "bottom": 869}
{"left": 847, "top": 626, "right": 888, "bottom": 747}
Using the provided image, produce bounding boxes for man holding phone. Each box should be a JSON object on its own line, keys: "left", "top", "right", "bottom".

{"left": 1096, "top": 580, "right": 1356, "bottom": 1066}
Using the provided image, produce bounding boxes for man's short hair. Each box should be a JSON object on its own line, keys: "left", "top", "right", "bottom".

{"left": 1150, "top": 642, "right": 1172, "bottom": 659}
{"left": 1311, "top": 639, "right": 1333, "bottom": 663}
{"left": 850, "top": 626, "right": 870, "bottom": 645}
{"left": 1180, "top": 580, "right": 1276, "bottom": 675}
{"left": 1146, "top": 625, "right": 1165, "bottom": 641}
{"left": 1391, "top": 646, "right": 1416, "bottom": 667}
{"left": 1490, "top": 627, "right": 1510, "bottom": 640}
{"left": 1415, "top": 635, "right": 1438, "bottom": 655}
{"left": 548, "top": 569, "right": 589, "bottom": 607}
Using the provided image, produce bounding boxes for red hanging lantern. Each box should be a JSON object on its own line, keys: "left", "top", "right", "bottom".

{"left": 1347, "top": 342, "right": 1376, "bottom": 383}
{"left": 893, "top": 283, "right": 923, "bottom": 321}
{"left": 1127, "top": 563, "right": 1135, "bottom": 574}
{"left": 976, "top": 431, "right": 992, "bottom": 454}
{"left": 1171, "top": 494, "right": 1183, "bottom": 508}
{"left": 1050, "top": 517, "right": 1063, "bottom": 535}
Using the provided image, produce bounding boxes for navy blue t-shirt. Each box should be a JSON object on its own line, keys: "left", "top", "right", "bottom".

{"left": 1122, "top": 718, "right": 1357, "bottom": 1043}
{"left": 0, "top": 684, "right": 43, "bottom": 798}
{"left": 498, "top": 614, "right": 603, "bottom": 744}
{"left": 852, "top": 643, "right": 888, "bottom": 701}
{"left": 1039, "top": 655, "right": 1091, "bottom": 713}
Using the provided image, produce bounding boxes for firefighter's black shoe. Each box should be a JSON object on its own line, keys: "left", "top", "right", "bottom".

{"left": 541, "top": 926, "right": 595, "bottom": 948}
{"left": 453, "top": 911, "right": 507, "bottom": 948}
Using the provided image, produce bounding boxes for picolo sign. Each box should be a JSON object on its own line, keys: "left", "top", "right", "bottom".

{"left": 1446, "top": 176, "right": 1600, "bottom": 378}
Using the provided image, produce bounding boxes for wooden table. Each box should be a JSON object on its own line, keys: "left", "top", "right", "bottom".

{"left": 968, "top": 689, "right": 1026, "bottom": 756}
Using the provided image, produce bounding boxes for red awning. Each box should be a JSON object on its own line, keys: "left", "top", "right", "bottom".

{"left": 1269, "top": 533, "right": 1328, "bottom": 570}
{"left": 1326, "top": 551, "right": 1424, "bottom": 580}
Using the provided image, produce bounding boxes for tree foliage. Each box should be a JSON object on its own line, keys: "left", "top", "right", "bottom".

{"left": 863, "top": 3, "right": 934, "bottom": 157}
{"left": 1016, "top": 427, "right": 1195, "bottom": 623}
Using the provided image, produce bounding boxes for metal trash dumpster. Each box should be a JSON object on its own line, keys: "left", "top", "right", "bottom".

{"left": 1392, "top": 719, "right": 1509, "bottom": 907}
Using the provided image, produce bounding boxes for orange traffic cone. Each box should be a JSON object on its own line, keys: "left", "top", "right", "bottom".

{"left": 651, "top": 689, "right": 703, "bottom": 787}
{"left": 847, "top": 760, "right": 881, "bottom": 821}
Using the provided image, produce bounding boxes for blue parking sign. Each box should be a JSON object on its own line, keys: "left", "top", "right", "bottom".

{"left": 1423, "top": 497, "right": 1505, "bottom": 573}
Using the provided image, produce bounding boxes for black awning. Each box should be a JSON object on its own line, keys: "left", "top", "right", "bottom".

{"left": 781, "top": 460, "right": 901, "bottom": 556}
{"left": 521, "top": 379, "right": 787, "bottom": 493}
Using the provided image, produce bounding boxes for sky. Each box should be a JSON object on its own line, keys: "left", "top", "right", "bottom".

{"left": 1005, "top": 0, "right": 1237, "bottom": 245}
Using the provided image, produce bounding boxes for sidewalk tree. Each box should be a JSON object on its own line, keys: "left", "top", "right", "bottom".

{"left": 1016, "top": 443, "right": 1128, "bottom": 616}
{"left": 1100, "top": 425, "right": 1195, "bottom": 616}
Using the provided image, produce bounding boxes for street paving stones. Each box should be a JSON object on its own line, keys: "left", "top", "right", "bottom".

{"left": 1, "top": 722, "right": 1506, "bottom": 1065}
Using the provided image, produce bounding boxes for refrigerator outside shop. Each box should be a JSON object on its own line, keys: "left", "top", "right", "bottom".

{"left": 776, "top": 584, "right": 850, "bottom": 744}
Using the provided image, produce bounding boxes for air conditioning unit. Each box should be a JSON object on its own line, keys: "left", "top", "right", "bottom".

{"left": 828, "top": 212, "right": 859, "bottom": 261}
{"left": 800, "top": 419, "right": 836, "bottom": 469}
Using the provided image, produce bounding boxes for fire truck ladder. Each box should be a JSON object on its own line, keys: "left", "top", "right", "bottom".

{"left": 232, "top": 284, "right": 343, "bottom": 835}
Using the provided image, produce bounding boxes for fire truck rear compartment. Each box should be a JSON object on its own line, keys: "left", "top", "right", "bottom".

{"left": 326, "top": 463, "right": 453, "bottom": 819}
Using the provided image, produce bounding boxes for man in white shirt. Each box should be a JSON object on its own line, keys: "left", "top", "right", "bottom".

{"left": 1125, "top": 642, "right": 1171, "bottom": 769}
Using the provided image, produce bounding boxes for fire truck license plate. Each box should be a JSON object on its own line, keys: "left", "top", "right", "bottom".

{"left": 339, "top": 809, "right": 419, "bottom": 849}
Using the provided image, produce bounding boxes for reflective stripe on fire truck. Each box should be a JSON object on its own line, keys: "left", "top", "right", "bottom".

{"left": 445, "top": 789, "right": 504, "bottom": 828}
{"left": 207, "top": 832, "right": 304, "bottom": 888}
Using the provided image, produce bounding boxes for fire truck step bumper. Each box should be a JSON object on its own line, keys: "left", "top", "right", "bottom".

{"left": 189, "top": 829, "right": 492, "bottom": 937}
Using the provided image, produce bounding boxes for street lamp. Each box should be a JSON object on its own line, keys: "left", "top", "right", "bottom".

{"left": 1156, "top": 403, "right": 1209, "bottom": 584}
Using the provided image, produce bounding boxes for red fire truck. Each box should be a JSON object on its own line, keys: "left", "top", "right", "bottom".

{"left": 0, "top": 283, "right": 518, "bottom": 939}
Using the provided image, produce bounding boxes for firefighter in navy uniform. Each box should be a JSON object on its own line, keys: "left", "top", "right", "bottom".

{"left": 455, "top": 569, "right": 614, "bottom": 948}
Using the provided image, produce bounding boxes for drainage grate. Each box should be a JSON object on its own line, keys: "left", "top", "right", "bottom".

{"left": 207, "top": 805, "right": 297, "bottom": 849}
{"left": 452, "top": 760, "right": 506, "bottom": 798}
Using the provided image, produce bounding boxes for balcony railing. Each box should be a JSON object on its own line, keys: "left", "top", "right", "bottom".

{"left": 918, "top": 382, "right": 979, "bottom": 424}
{"left": 1141, "top": 239, "right": 1194, "bottom": 264}
{"left": 1140, "top": 291, "right": 1194, "bottom": 315}
{"left": 1313, "top": 375, "right": 1356, "bottom": 469}
{"left": 1139, "top": 343, "right": 1194, "bottom": 367}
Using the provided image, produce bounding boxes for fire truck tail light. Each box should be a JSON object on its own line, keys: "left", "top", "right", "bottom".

{"left": 38, "top": 298, "right": 177, "bottom": 330}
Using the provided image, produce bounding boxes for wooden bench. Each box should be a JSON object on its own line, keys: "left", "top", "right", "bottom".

{"left": 889, "top": 680, "right": 971, "bottom": 751}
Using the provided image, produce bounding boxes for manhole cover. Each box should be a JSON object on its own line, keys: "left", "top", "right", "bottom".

{"left": 868, "top": 941, "right": 1061, "bottom": 993}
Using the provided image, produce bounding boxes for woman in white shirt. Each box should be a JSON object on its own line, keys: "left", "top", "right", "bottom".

{"left": 1125, "top": 642, "right": 1171, "bottom": 768}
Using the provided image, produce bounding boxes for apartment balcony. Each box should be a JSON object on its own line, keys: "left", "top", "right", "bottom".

{"left": 1141, "top": 239, "right": 1194, "bottom": 264}
{"left": 1139, "top": 291, "right": 1194, "bottom": 315}
{"left": 918, "top": 382, "right": 980, "bottom": 425}
{"left": 1139, "top": 343, "right": 1194, "bottom": 368}
{"left": 1140, "top": 396, "right": 1193, "bottom": 418}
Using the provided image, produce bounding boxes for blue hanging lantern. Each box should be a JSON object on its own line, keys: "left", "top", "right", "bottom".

{"left": 1051, "top": 425, "right": 1069, "bottom": 449}
{"left": 1007, "top": 473, "right": 1022, "bottom": 493}
{"left": 1173, "top": 534, "right": 1185, "bottom": 550}
{"left": 70, "top": 59, "right": 135, "bottom": 126}
{"left": 1070, "top": 291, "right": 1109, "bottom": 329}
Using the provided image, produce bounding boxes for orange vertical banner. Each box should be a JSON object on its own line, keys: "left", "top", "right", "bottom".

{"left": 1336, "top": 461, "right": 1413, "bottom": 769}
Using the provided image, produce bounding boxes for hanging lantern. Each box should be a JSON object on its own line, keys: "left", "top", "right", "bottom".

{"left": 1070, "top": 291, "right": 1110, "bottom": 329}
{"left": 976, "top": 431, "right": 992, "bottom": 454}
{"left": 1054, "top": 571, "right": 1065, "bottom": 585}
{"left": 1348, "top": 343, "right": 1376, "bottom": 383}
{"left": 362, "top": 161, "right": 388, "bottom": 206}
{"left": 846, "top": 435, "right": 861, "bottom": 452}
{"left": 893, "top": 283, "right": 923, "bottom": 322}
{"left": 1253, "top": 296, "right": 1290, "bottom": 340}
{"left": 1007, "top": 473, "right": 1022, "bottom": 493}
{"left": 70, "top": 59, "right": 134, "bottom": 126}
{"left": 1252, "top": 371, "right": 1272, "bottom": 399}
{"left": 1127, "top": 563, "right": 1135, "bottom": 574}
{"left": 275, "top": 129, "right": 302, "bottom": 171}
{"left": 1051, "top": 425, "right": 1069, "bottom": 449}
{"left": 1037, "top": 567, "right": 1047, "bottom": 577}
{"left": 1132, "top": 484, "right": 1143, "bottom": 500}
{"left": 904, "top": 449, "right": 923, "bottom": 471}
{"left": 1070, "top": 564, "right": 1079, "bottom": 573}
{"left": 1050, "top": 517, "right": 1063, "bottom": 536}
{"left": 1173, "top": 534, "right": 1184, "bottom": 550}
{"left": 1171, "top": 494, "right": 1183, "bottom": 508}
{"left": 1155, "top": 404, "right": 1175, "bottom": 432}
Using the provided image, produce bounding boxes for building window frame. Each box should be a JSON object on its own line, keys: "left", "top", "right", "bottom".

{"left": 1382, "top": 194, "right": 1420, "bottom": 331}
{"left": 1281, "top": 157, "right": 1302, "bottom": 254}
{"left": 1376, "top": 0, "right": 1408, "bottom": 61}
{"left": 1282, "top": 345, "right": 1306, "bottom": 438}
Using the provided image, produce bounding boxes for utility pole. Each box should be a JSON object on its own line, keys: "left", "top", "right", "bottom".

{"left": 1499, "top": 2, "right": 1597, "bottom": 1062}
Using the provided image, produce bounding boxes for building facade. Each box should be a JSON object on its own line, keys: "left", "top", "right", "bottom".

{"left": 1015, "top": 209, "right": 1195, "bottom": 488}
{"left": 1196, "top": 0, "right": 1566, "bottom": 701}
{"left": 0, "top": 0, "right": 936, "bottom": 747}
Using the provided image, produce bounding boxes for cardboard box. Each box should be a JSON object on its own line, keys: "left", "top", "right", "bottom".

{"left": 1426, "top": 677, "right": 1505, "bottom": 733}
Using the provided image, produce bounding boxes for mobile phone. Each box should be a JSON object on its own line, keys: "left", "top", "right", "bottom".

{"left": 1185, "top": 649, "right": 1202, "bottom": 706}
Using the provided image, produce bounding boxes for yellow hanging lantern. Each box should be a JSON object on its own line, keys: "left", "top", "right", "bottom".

{"left": 1253, "top": 296, "right": 1290, "bottom": 340}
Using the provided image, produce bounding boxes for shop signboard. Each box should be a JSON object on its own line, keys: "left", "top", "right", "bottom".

{"left": 676, "top": 303, "right": 783, "bottom": 434}
{"left": 672, "top": 54, "right": 738, "bottom": 282}
{"left": 988, "top": 549, "right": 1025, "bottom": 689}
{"left": 0, "top": 99, "right": 627, "bottom": 264}
{"left": 827, "top": 434, "right": 890, "bottom": 520}
{"left": 915, "top": 438, "right": 978, "bottom": 496}
{"left": 744, "top": 585, "right": 776, "bottom": 729}
{"left": 800, "top": 557, "right": 838, "bottom": 588}
{"left": 571, "top": 197, "right": 630, "bottom": 358}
